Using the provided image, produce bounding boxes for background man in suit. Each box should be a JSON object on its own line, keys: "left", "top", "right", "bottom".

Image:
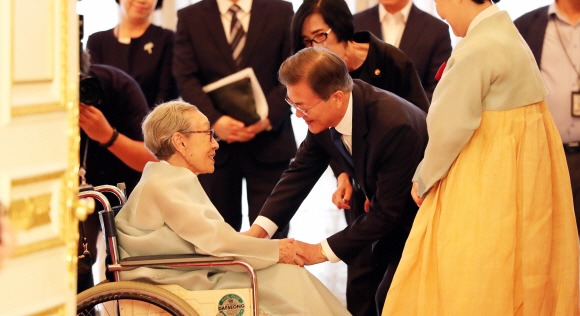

{"left": 245, "top": 47, "right": 429, "bottom": 314}
{"left": 173, "top": 0, "right": 296, "bottom": 237}
{"left": 514, "top": 0, "right": 580, "bottom": 234}
{"left": 353, "top": 0, "right": 452, "bottom": 100}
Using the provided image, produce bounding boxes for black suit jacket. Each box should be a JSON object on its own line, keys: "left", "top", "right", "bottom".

{"left": 354, "top": 4, "right": 452, "bottom": 100}
{"left": 514, "top": 5, "right": 549, "bottom": 67}
{"left": 173, "top": 0, "right": 297, "bottom": 164}
{"left": 259, "top": 80, "right": 428, "bottom": 264}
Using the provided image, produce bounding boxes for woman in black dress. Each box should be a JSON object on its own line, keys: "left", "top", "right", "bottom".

{"left": 87, "top": 0, "right": 178, "bottom": 109}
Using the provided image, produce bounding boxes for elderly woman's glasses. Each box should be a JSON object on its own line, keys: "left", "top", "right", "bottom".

{"left": 303, "top": 28, "right": 332, "bottom": 48}
{"left": 186, "top": 129, "right": 214, "bottom": 141}
{"left": 285, "top": 95, "right": 325, "bottom": 116}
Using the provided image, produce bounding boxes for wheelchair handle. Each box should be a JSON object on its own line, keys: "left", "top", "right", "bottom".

{"left": 94, "top": 185, "right": 127, "bottom": 207}
{"left": 78, "top": 191, "right": 112, "bottom": 214}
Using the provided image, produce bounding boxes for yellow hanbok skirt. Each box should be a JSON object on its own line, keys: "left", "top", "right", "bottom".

{"left": 383, "top": 101, "right": 580, "bottom": 316}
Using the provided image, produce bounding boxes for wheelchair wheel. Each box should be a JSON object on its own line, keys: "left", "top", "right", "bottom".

{"left": 77, "top": 281, "right": 200, "bottom": 316}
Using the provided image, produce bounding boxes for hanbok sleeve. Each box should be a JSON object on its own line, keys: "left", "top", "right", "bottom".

{"left": 147, "top": 176, "right": 280, "bottom": 270}
{"left": 418, "top": 40, "right": 500, "bottom": 197}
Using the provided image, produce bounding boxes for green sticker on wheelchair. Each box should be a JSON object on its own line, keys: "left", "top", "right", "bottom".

{"left": 217, "top": 294, "right": 245, "bottom": 316}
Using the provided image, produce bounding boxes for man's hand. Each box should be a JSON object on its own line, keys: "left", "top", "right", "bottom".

{"left": 332, "top": 173, "right": 352, "bottom": 210}
{"left": 241, "top": 224, "right": 269, "bottom": 239}
{"left": 278, "top": 238, "right": 305, "bottom": 267}
{"left": 79, "top": 103, "right": 115, "bottom": 144}
{"left": 411, "top": 181, "right": 425, "bottom": 207}
{"left": 212, "top": 116, "right": 245, "bottom": 141}
{"left": 245, "top": 118, "right": 271, "bottom": 135}
{"left": 227, "top": 129, "right": 255, "bottom": 143}
{"left": 226, "top": 118, "right": 271, "bottom": 143}
{"left": 294, "top": 241, "right": 327, "bottom": 265}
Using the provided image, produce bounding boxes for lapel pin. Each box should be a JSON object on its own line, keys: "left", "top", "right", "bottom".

{"left": 144, "top": 42, "right": 154, "bottom": 54}
{"left": 374, "top": 69, "right": 381, "bottom": 76}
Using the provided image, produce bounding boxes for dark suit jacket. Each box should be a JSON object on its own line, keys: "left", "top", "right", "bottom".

{"left": 173, "top": 0, "right": 297, "bottom": 165}
{"left": 514, "top": 5, "right": 549, "bottom": 67}
{"left": 259, "top": 80, "right": 428, "bottom": 264}
{"left": 354, "top": 4, "right": 452, "bottom": 100}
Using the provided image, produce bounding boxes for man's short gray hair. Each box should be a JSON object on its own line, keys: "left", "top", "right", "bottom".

{"left": 278, "top": 47, "right": 353, "bottom": 100}
{"left": 142, "top": 100, "right": 200, "bottom": 160}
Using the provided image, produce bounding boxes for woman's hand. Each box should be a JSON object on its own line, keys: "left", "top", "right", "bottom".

{"left": 411, "top": 181, "right": 425, "bottom": 207}
{"left": 278, "top": 238, "right": 305, "bottom": 267}
{"left": 79, "top": 103, "right": 115, "bottom": 144}
{"left": 332, "top": 173, "right": 353, "bottom": 210}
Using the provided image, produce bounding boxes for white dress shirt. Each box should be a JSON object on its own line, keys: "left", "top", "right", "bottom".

{"left": 254, "top": 95, "right": 354, "bottom": 263}
{"left": 379, "top": 0, "right": 413, "bottom": 47}
{"left": 216, "top": 0, "right": 252, "bottom": 42}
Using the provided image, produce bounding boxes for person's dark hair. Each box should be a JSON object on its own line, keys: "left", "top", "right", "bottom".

{"left": 279, "top": 47, "right": 353, "bottom": 100}
{"left": 471, "top": 0, "right": 500, "bottom": 4}
{"left": 115, "top": 0, "right": 164, "bottom": 10}
{"left": 291, "top": 0, "right": 354, "bottom": 53}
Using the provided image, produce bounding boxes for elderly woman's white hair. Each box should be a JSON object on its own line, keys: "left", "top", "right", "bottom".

{"left": 142, "top": 100, "right": 201, "bottom": 160}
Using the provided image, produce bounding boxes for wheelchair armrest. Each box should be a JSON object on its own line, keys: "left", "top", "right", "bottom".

{"left": 119, "top": 253, "right": 235, "bottom": 267}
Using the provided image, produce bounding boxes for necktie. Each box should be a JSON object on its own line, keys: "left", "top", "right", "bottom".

{"left": 330, "top": 127, "right": 353, "bottom": 167}
{"left": 228, "top": 5, "right": 246, "bottom": 67}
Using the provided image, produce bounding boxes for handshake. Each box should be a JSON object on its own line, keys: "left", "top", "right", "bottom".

{"left": 241, "top": 224, "right": 327, "bottom": 267}
{"left": 277, "top": 238, "right": 327, "bottom": 267}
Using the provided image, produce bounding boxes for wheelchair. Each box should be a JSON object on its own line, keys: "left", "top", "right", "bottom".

{"left": 76, "top": 184, "right": 259, "bottom": 316}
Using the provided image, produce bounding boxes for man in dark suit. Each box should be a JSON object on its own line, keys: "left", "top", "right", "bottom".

{"left": 245, "top": 47, "right": 428, "bottom": 314}
{"left": 353, "top": 0, "right": 451, "bottom": 100}
{"left": 514, "top": 0, "right": 580, "bottom": 234}
{"left": 173, "top": 0, "right": 296, "bottom": 237}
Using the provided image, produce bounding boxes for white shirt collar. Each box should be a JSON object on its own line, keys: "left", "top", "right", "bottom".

{"left": 466, "top": 4, "right": 500, "bottom": 35}
{"left": 216, "top": 0, "right": 252, "bottom": 15}
{"left": 334, "top": 92, "right": 353, "bottom": 136}
{"left": 379, "top": 0, "right": 413, "bottom": 23}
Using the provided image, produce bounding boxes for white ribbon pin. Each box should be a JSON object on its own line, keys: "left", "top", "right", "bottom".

{"left": 144, "top": 42, "right": 154, "bottom": 54}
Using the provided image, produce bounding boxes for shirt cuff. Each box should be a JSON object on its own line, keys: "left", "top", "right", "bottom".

{"left": 254, "top": 216, "right": 278, "bottom": 239}
{"left": 321, "top": 239, "right": 341, "bottom": 263}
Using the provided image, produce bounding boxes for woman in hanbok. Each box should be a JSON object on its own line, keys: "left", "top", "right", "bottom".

{"left": 383, "top": 0, "right": 580, "bottom": 315}
{"left": 115, "top": 101, "right": 351, "bottom": 316}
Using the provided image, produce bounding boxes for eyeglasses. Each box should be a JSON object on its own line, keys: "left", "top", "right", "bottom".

{"left": 303, "top": 28, "right": 332, "bottom": 48}
{"left": 285, "top": 95, "right": 325, "bottom": 117}
{"left": 185, "top": 129, "right": 215, "bottom": 141}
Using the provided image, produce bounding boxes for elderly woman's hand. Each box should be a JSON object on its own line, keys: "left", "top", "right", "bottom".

{"left": 278, "top": 238, "right": 305, "bottom": 267}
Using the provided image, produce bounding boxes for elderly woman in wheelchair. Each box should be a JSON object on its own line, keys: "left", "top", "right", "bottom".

{"left": 108, "top": 100, "right": 351, "bottom": 316}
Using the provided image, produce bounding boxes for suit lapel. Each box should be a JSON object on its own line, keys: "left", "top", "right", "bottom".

{"left": 399, "top": 5, "right": 425, "bottom": 54}
{"left": 202, "top": 0, "right": 237, "bottom": 72}
{"left": 351, "top": 82, "right": 369, "bottom": 189}
{"left": 238, "top": 0, "right": 268, "bottom": 69}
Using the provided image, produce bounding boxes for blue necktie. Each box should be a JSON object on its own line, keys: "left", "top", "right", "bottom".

{"left": 330, "top": 127, "right": 353, "bottom": 167}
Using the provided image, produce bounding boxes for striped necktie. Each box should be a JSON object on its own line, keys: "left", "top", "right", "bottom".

{"left": 228, "top": 4, "right": 245, "bottom": 67}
